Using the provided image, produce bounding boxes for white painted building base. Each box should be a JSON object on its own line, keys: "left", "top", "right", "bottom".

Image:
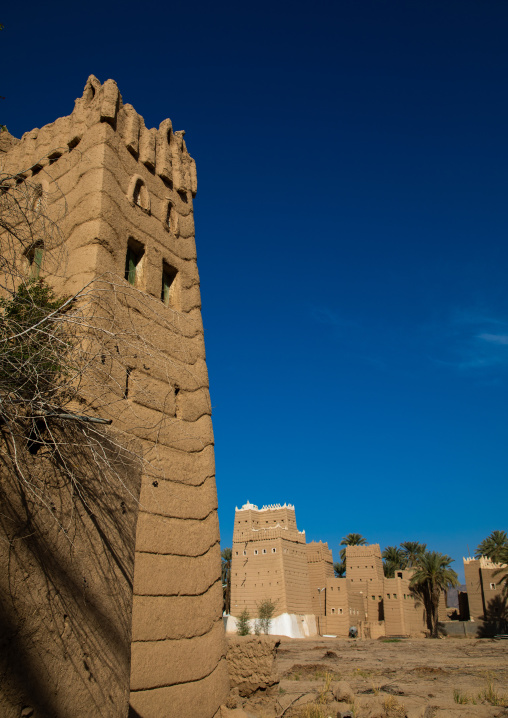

{"left": 225, "top": 613, "right": 318, "bottom": 639}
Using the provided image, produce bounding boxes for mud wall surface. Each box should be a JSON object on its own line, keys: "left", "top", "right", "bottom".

{"left": 0, "top": 76, "right": 228, "bottom": 717}
{"left": 226, "top": 636, "right": 280, "bottom": 697}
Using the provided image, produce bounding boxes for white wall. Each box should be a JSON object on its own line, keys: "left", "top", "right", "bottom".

{"left": 224, "top": 613, "right": 317, "bottom": 639}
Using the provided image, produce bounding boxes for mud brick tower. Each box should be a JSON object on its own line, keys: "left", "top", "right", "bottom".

{"left": 231, "top": 501, "right": 313, "bottom": 616}
{"left": 0, "top": 77, "right": 228, "bottom": 717}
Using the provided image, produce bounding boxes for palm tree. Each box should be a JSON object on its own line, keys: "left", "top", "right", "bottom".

{"left": 382, "top": 546, "right": 405, "bottom": 578}
{"left": 339, "top": 533, "right": 367, "bottom": 562}
{"left": 400, "top": 541, "right": 426, "bottom": 568}
{"left": 494, "top": 545, "right": 508, "bottom": 593}
{"left": 333, "top": 561, "right": 346, "bottom": 578}
{"left": 475, "top": 530, "right": 508, "bottom": 564}
{"left": 221, "top": 547, "right": 232, "bottom": 615}
{"left": 410, "top": 551, "right": 459, "bottom": 637}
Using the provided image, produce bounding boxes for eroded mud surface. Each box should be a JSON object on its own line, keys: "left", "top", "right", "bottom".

{"left": 236, "top": 636, "right": 508, "bottom": 717}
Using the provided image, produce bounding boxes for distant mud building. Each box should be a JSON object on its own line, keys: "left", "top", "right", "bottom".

{"left": 463, "top": 555, "right": 507, "bottom": 633}
{"left": 229, "top": 502, "right": 427, "bottom": 638}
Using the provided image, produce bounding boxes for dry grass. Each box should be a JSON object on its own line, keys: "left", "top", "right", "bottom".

{"left": 316, "top": 672, "right": 333, "bottom": 704}
{"left": 382, "top": 695, "right": 406, "bottom": 716}
{"left": 453, "top": 688, "right": 473, "bottom": 704}
{"left": 295, "top": 705, "right": 328, "bottom": 718}
{"left": 479, "top": 673, "right": 508, "bottom": 707}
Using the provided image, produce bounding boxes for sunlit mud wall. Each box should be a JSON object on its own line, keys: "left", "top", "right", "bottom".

{"left": 0, "top": 76, "right": 228, "bottom": 717}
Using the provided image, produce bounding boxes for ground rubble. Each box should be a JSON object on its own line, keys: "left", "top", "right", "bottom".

{"left": 219, "top": 635, "right": 508, "bottom": 718}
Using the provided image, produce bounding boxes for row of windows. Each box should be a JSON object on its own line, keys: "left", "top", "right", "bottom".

{"left": 234, "top": 573, "right": 280, "bottom": 578}
{"left": 125, "top": 239, "right": 178, "bottom": 307}
{"left": 22, "top": 238, "right": 178, "bottom": 309}
{"left": 235, "top": 548, "right": 277, "bottom": 556}
{"left": 233, "top": 582, "right": 280, "bottom": 588}
{"left": 129, "top": 175, "right": 186, "bottom": 233}
{"left": 352, "top": 565, "right": 375, "bottom": 569}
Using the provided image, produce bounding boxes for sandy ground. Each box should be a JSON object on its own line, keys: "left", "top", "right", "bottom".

{"left": 238, "top": 636, "right": 508, "bottom": 718}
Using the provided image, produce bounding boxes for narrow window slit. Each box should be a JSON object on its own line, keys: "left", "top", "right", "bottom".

{"left": 125, "top": 239, "right": 144, "bottom": 286}
{"left": 26, "top": 241, "right": 44, "bottom": 279}
{"left": 161, "top": 262, "right": 177, "bottom": 306}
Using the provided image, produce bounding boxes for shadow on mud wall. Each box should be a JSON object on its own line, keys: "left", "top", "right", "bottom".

{"left": 0, "top": 424, "right": 143, "bottom": 718}
{"left": 477, "top": 595, "right": 508, "bottom": 638}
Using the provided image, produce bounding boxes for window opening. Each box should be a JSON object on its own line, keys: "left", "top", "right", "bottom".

{"left": 26, "top": 242, "right": 44, "bottom": 279}
{"left": 166, "top": 201, "right": 174, "bottom": 231}
{"left": 48, "top": 152, "right": 62, "bottom": 165}
{"left": 125, "top": 240, "right": 144, "bottom": 286}
{"left": 161, "top": 262, "right": 177, "bottom": 306}
{"left": 132, "top": 179, "right": 150, "bottom": 212}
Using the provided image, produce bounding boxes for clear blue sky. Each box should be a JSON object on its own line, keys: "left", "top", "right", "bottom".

{"left": 4, "top": 0, "right": 508, "bottom": 581}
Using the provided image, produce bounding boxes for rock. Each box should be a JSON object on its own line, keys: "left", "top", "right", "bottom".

{"left": 226, "top": 636, "right": 280, "bottom": 697}
{"left": 361, "top": 696, "right": 385, "bottom": 718}
{"left": 21, "top": 709, "right": 34, "bottom": 718}
{"left": 332, "top": 680, "right": 355, "bottom": 703}
{"left": 332, "top": 702, "right": 354, "bottom": 717}
{"left": 405, "top": 703, "right": 434, "bottom": 718}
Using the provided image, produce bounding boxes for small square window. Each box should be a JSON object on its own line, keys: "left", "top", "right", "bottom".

{"left": 235, "top": 551, "right": 238, "bottom": 556}
{"left": 272, "top": 548, "right": 276, "bottom": 553}
{"left": 254, "top": 550, "right": 258, "bottom": 555}
{"left": 243, "top": 550, "right": 246, "bottom": 556}
{"left": 331, "top": 608, "right": 335, "bottom": 614}
{"left": 338, "top": 608, "right": 343, "bottom": 615}
{"left": 490, "top": 583, "right": 496, "bottom": 590}
{"left": 262, "top": 549, "right": 267, "bottom": 554}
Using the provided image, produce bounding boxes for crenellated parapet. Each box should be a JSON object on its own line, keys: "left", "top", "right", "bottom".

{"left": 0, "top": 76, "right": 197, "bottom": 197}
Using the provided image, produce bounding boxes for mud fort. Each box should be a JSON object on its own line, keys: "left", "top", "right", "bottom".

{"left": 228, "top": 501, "right": 507, "bottom": 641}
{"left": 0, "top": 78, "right": 506, "bottom": 718}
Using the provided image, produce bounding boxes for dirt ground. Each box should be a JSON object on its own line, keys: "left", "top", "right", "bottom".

{"left": 236, "top": 636, "right": 508, "bottom": 718}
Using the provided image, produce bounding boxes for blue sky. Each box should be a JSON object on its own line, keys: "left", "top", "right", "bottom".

{"left": 3, "top": 0, "right": 508, "bottom": 580}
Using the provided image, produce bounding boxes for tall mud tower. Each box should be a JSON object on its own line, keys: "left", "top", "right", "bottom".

{"left": 0, "top": 77, "right": 228, "bottom": 717}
